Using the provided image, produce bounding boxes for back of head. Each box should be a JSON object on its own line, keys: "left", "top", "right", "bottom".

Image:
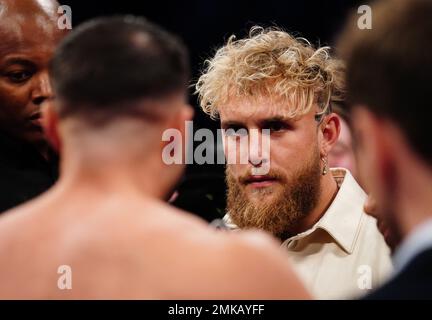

{"left": 338, "top": 0, "right": 432, "bottom": 166}
{"left": 50, "top": 16, "right": 189, "bottom": 125}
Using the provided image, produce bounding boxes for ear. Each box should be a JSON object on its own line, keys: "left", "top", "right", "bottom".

{"left": 158, "top": 103, "right": 194, "bottom": 197}
{"left": 320, "top": 113, "right": 341, "bottom": 157}
{"left": 41, "top": 100, "right": 61, "bottom": 152}
{"left": 169, "top": 103, "right": 194, "bottom": 140}
{"left": 160, "top": 103, "right": 194, "bottom": 162}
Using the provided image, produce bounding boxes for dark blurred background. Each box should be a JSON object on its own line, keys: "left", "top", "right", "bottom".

{"left": 62, "top": 0, "right": 364, "bottom": 221}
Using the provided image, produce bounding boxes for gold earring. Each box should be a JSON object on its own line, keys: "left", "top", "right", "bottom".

{"left": 322, "top": 157, "right": 328, "bottom": 175}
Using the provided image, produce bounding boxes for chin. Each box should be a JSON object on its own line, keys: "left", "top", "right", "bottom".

{"left": 25, "top": 133, "right": 50, "bottom": 149}
{"left": 30, "top": 133, "right": 47, "bottom": 143}
{"left": 246, "top": 186, "right": 279, "bottom": 202}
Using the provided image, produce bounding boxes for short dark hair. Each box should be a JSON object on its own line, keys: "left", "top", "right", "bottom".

{"left": 50, "top": 16, "right": 189, "bottom": 122}
{"left": 338, "top": 0, "right": 432, "bottom": 165}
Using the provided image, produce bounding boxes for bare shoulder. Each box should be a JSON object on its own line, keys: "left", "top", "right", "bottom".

{"left": 177, "top": 229, "right": 312, "bottom": 299}
{"left": 0, "top": 198, "right": 310, "bottom": 299}
{"left": 117, "top": 199, "right": 218, "bottom": 242}
{"left": 0, "top": 200, "right": 44, "bottom": 243}
{"left": 108, "top": 203, "right": 310, "bottom": 299}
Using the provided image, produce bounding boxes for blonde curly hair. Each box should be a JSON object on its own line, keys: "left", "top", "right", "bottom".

{"left": 195, "top": 26, "right": 345, "bottom": 120}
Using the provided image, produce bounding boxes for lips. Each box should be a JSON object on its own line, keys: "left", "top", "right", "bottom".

{"left": 28, "top": 113, "right": 41, "bottom": 121}
{"left": 243, "top": 175, "right": 278, "bottom": 188}
{"left": 27, "top": 113, "right": 43, "bottom": 130}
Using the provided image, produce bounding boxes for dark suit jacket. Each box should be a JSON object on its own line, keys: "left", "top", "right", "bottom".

{"left": 365, "top": 248, "right": 432, "bottom": 299}
{"left": 0, "top": 132, "right": 58, "bottom": 214}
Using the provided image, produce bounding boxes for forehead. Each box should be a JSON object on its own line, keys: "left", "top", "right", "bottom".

{"left": 0, "top": 13, "right": 65, "bottom": 57}
{"left": 218, "top": 95, "right": 316, "bottom": 122}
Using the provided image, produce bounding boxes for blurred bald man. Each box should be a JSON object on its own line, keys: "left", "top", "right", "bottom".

{"left": 0, "top": 0, "right": 67, "bottom": 213}
{"left": 0, "top": 16, "right": 309, "bottom": 299}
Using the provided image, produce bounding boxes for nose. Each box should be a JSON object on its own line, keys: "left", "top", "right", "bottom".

{"left": 248, "top": 157, "right": 263, "bottom": 167}
{"left": 248, "top": 129, "right": 271, "bottom": 175}
{"left": 248, "top": 129, "right": 265, "bottom": 166}
{"left": 31, "top": 71, "right": 53, "bottom": 106}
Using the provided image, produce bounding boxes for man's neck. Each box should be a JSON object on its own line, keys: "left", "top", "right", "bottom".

{"left": 397, "top": 165, "right": 432, "bottom": 240}
{"left": 58, "top": 152, "right": 170, "bottom": 201}
{"left": 57, "top": 125, "right": 175, "bottom": 200}
{"left": 291, "top": 172, "right": 339, "bottom": 235}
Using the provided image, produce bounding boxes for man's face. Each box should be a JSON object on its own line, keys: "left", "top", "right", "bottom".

{"left": 219, "top": 96, "right": 323, "bottom": 239}
{"left": 0, "top": 7, "right": 66, "bottom": 147}
{"left": 352, "top": 107, "right": 403, "bottom": 245}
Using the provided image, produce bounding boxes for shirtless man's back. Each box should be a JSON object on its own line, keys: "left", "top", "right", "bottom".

{"left": 0, "top": 189, "right": 308, "bottom": 299}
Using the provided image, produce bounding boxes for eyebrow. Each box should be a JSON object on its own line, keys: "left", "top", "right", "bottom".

{"left": 221, "top": 116, "right": 295, "bottom": 128}
{"left": 3, "top": 58, "right": 36, "bottom": 68}
{"left": 220, "top": 120, "right": 246, "bottom": 129}
{"left": 258, "top": 116, "right": 294, "bottom": 125}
